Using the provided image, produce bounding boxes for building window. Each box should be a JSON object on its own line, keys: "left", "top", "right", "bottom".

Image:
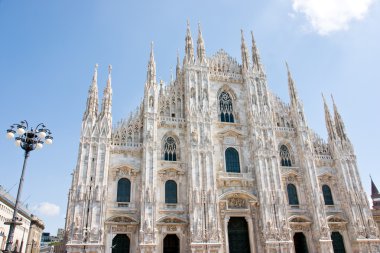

{"left": 219, "top": 92, "right": 234, "bottom": 123}
{"left": 322, "top": 185, "right": 334, "bottom": 205}
{"left": 225, "top": 147, "right": 240, "bottom": 173}
{"left": 165, "top": 180, "right": 178, "bottom": 204}
{"left": 280, "top": 145, "right": 292, "bottom": 167}
{"left": 117, "top": 178, "right": 131, "bottom": 202}
{"left": 287, "top": 183, "right": 299, "bottom": 205}
{"left": 164, "top": 136, "right": 177, "bottom": 161}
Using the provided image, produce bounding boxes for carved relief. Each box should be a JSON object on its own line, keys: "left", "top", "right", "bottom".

{"left": 112, "top": 166, "right": 139, "bottom": 180}
{"left": 228, "top": 196, "right": 247, "bottom": 209}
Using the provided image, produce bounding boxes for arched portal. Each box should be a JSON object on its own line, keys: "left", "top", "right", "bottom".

{"left": 228, "top": 217, "right": 250, "bottom": 253}
{"left": 112, "top": 234, "right": 130, "bottom": 253}
{"left": 163, "top": 234, "right": 179, "bottom": 253}
{"left": 293, "top": 232, "right": 309, "bottom": 253}
{"left": 331, "top": 232, "right": 346, "bottom": 253}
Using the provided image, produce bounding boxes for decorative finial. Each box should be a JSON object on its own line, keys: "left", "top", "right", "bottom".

{"left": 108, "top": 65, "right": 112, "bottom": 74}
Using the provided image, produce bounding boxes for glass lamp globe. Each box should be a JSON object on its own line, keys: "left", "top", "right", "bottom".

{"left": 45, "top": 138, "right": 53, "bottom": 145}
{"left": 15, "top": 139, "right": 21, "bottom": 147}
{"left": 36, "top": 143, "right": 43, "bottom": 149}
{"left": 38, "top": 131, "right": 47, "bottom": 139}
{"left": 16, "top": 127, "right": 25, "bottom": 135}
{"left": 6, "top": 131, "right": 15, "bottom": 139}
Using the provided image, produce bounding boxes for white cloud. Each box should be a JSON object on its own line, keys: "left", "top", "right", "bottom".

{"left": 33, "top": 202, "right": 60, "bottom": 217}
{"left": 291, "top": 0, "right": 374, "bottom": 35}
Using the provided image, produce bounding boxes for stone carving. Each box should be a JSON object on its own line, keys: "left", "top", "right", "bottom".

{"left": 110, "top": 216, "right": 135, "bottom": 223}
{"left": 228, "top": 196, "right": 247, "bottom": 209}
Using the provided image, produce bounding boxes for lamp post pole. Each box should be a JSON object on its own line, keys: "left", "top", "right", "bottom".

{"left": 3, "top": 120, "right": 53, "bottom": 253}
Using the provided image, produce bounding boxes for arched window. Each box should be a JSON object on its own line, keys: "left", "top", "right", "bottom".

{"left": 225, "top": 147, "right": 240, "bottom": 173}
{"left": 219, "top": 92, "right": 234, "bottom": 123}
{"left": 322, "top": 185, "right": 334, "bottom": 205}
{"left": 164, "top": 136, "right": 177, "bottom": 161}
{"left": 287, "top": 183, "right": 299, "bottom": 205}
{"left": 165, "top": 180, "right": 177, "bottom": 204}
{"left": 280, "top": 145, "right": 292, "bottom": 167}
{"left": 117, "top": 178, "right": 131, "bottom": 202}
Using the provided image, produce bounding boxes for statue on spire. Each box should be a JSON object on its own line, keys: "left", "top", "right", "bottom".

{"left": 100, "top": 64, "right": 113, "bottom": 117}
{"left": 83, "top": 64, "right": 99, "bottom": 120}
{"left": 331, "top": 95, "right": 347, "bottom": 141}
{"left": 197, "top": 23, "right": 206, "bottom": 64}
{"left": 184, "top": 20, "right": 195, "bottom": 65}
{"left": 286, "top": 62, "right": 299, "bottom": 108}
{"left": 176, "top": 49, "right": 181, "bottom": 80}
{"left": 251, "top": 31, "right": 263, "bottom": 73}
{"left": 322, "top": 94, "right": 336, "bottom": 141}
{"left": 146, "top": 42, "right": 156, "bottom": 86}
{"left": 240, "top": 30, "right": 250, "bottom": 71}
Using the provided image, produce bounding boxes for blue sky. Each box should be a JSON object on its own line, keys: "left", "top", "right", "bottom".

{"left": 0, "top": 0, "right": 379, "bottom": 234}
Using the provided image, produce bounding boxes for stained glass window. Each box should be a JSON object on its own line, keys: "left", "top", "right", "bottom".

{"left": 219, "top": 92, "right": 234, "bottom": 123}
{"left": 117, "top": 178, "right": 131, "bottom": 202}
{"left": 165, "top": 180, "right": 177, "bottom": 204}
{"left": 225, "top": 147, "right": 240, "bottom": 173}
{"left": 322, "top": 185, "right": 334, "bottom": 205}
{"left": 164, "top": 137, "right": 177, "bottom": 161}
{"left": 280, "top": 145, "right": 292, "bottom": 167}
{"left": 287, "top": 183, "right": 299, "bottom": 205}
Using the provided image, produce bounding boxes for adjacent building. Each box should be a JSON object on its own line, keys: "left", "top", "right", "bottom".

{"left": 65, "top": 23, "right": 380, "bottom": 253}
{"left": 0, "top": 185, "right": 44, "bottom": 253}
{"left": 371, "top": 179, "right": 380, "bottom": 231}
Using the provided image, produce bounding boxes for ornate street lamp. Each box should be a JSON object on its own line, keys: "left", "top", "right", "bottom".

{"left": 3, "top": 120, "right": 53, "bottom": 253}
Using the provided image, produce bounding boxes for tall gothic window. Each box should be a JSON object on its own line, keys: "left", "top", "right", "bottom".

{"left": 165, "top": 180, "right": 178, "bottom": 204}
{"left": 219, "top": 92, "right": 234, "bottom": 123}
{"left": 164, "top": 136, "right": 177, "bottom": 161}
{"left": 117, "top": 178, "right": 131, "bottom": 202}
{"left": 280, "top": 145, "right": 292, "bottom": 167}
{"left": 225, "top": 147, "right": 240, "bottom": 173}
{"left": 287, "top": 183, "right": 299, "bottom": 205}
{"left": 322, "top": 185, "right": 334, "bottom": 205}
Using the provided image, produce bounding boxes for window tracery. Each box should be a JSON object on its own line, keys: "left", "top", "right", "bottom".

{"left": 164, "top": 136, "right": 177, "bottom": 161}
{"left": 280, "top": 145, "right": 293, "bottom": 167}
{"left": 219, "top": 92, "right": 234, "bottom": 123}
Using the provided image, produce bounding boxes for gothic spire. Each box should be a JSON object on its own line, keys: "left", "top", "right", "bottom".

{"left": 184, "top": 20, "right": 195, "bottom": 64}
{"left": 240, "top": 29, "right": 249, "bottom": 71}
{"left": 251, "top": 31, "right": 262, "bottom": 72}
{"left": 322, "top": 94, "right": 336, "bottom": 141}
{"left": 197, "top": 22, "right": 206, "bottom": 64}
{"left": 286, "top": 62, "right": 299, "bottom": 108}
{"left": 331, "top": 95, "right": 347, "bottom": 141}
{"left": 100, "top": 65, "right": 112, "bottom": 117}
{"left": 176, "top": 49, "right": 181, "bottom": 79}
{"left": 83, "top": 64, "right": 99, "bottom": 119}
{"left": 146, "top": 42, "right": 156, "bottom": 86}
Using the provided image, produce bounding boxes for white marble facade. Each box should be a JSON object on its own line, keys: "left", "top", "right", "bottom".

{"left": 65, "top": 23, "right": 380, "bottom": 253}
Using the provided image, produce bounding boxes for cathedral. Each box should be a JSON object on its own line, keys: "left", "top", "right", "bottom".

{"left": 64, "top": 22, "right": 380, "bottom": 253}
